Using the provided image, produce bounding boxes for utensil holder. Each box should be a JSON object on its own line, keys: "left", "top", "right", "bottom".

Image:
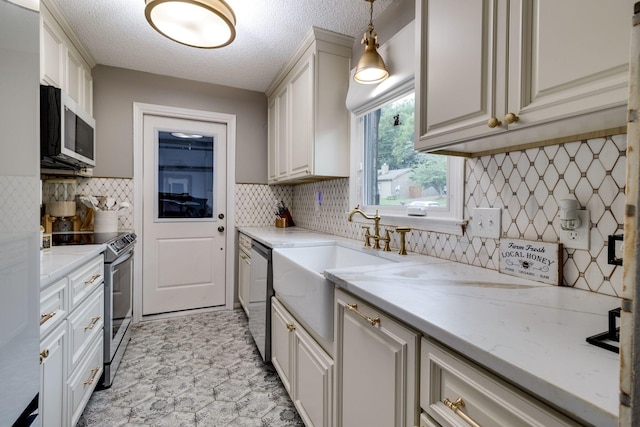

{"left": 275, "top": 217, "right": 287, "bottom": 228}
{"left": 94, "top": 210, "right": 118, "bottom": 233}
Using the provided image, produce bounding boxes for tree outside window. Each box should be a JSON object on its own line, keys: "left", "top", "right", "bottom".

{"left": 363, "top": 93, "right": 449, "bottom": 208}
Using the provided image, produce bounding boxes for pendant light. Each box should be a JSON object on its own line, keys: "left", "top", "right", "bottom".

{"left": 144, "top": 0, "right": 236, "bottom": 49}
{"left": 354, "top": 0, "right": 389, "bottom": 84}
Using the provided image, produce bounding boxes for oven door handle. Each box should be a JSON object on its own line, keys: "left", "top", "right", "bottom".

{"left": 109, "top": 249, "right": 134, "bottom": 268}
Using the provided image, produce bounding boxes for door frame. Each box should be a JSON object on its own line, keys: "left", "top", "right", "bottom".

{"left": 133, "top": 102, "right": 236, "bottom": 322}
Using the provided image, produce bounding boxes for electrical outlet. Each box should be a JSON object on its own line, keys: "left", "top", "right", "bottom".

{"left": 559, "top": 210, "right": 590, "bottom": 250}
{"left": 473, "top": 208, "right": 501, "bottom": 239}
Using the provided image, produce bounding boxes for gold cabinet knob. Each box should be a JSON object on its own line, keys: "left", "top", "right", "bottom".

{"left": 286, "top": 323, "right": 296, "bottom": 332}
{"left": 39, "top": 349, "right": 50, "bottom": 364}
{"left": 504, "top": 112, "right": 520, "bottom": 124}
{"left": 487, "top": 117, "right": 502, "bottom": 128}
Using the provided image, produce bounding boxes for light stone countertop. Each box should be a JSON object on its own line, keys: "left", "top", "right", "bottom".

{"left": 40, "top": 244, "right": 106, "bottom": 288}
{"left": 238, "top": 226, "right": 621, "bottom": 427}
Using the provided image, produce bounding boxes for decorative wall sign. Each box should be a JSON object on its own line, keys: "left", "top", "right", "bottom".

{"left": 499, "top": 239, "right": 562, "bottom": 285}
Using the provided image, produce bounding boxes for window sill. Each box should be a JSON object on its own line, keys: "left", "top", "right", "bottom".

{"left": 350, "top": 213, "right": 467, "bottom": 236}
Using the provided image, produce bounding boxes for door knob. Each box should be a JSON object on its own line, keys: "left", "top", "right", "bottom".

{"left": 218, "top": 213, "right": 225, "bottom": 219}
{"left": 504, "top": 112, "right": 520, "bottom": 124}
{"left": 218, "top": 226, "right": 225, "bottom": 232}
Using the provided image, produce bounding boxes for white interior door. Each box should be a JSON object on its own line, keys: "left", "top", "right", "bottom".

{"left": 142, "top": 115, "right": 227, "bottom": 315}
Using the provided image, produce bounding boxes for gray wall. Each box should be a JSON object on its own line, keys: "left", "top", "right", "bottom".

{"left": 92, "top": 65, "right": 267, "bottom": 183}
{"left": 351, "top": 0, "right": 415, "bottom": 62}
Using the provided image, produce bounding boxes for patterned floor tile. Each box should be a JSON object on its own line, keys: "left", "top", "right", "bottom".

{"left": 236, "top": 391, "right": 278, "bottom": 418}
{"left": 78, "top": 310, "right": 303, "bottom": 426}
{"left": 195, "top": 400, "right": 239, "bottom": 425}
{"left": 151, "top": 411, "right": 196, "bottom": 427}
{"left": 213, "top": 378, "right": 252, "bottom": 402}
{"left": 129, "top": 396, "right": 175, "bottom": 424}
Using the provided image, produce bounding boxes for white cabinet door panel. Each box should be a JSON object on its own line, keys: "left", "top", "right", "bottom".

{"left": 336, "top": 289, "right": 418, "bottom": 427}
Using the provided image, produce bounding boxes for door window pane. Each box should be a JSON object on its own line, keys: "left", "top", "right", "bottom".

{"left": 157, "top": 131, "right": 214, "bottom": 219}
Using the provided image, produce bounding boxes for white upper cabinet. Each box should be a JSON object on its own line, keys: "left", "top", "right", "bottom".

{"left": 416, "top": 0, "right": 633, "bottom": 155}
{"left": 267, "top": 27, "right": 352, "bottom": 184}
{"left": 40, "top": 0, "right": 95, "bottom": 115}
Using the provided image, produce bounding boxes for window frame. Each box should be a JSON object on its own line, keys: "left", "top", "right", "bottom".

{"left": 348, "top": 91, "right": 466, "bottom": 235}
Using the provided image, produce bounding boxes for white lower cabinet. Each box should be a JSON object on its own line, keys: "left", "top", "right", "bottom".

{"left": 271, "top": 297, "right": 333, "bottom": 427}
{"left": 335, "top": 289, "right": 419, "bottom": 427}
{"left": 420, "top": 337, "right": 580, "bottom": 427}
{"left": 39, "top": 322, "right": 67, "bottom": 427}
{"left": 68, "top": 333, "right": 103, "bottom": 426}
{"left": 40, "top": 254, "right": 105, "bottom": 427}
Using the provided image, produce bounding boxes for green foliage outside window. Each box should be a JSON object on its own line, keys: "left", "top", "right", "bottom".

{"left": 364, "top": 93, "right": 448, "bottom": 206}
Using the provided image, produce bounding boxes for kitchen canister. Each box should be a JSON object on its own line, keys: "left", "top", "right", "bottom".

{"left": 94, "top": 210, "right": 118, "bottom": 233}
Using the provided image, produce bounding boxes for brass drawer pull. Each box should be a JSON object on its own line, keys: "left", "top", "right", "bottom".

{"left": 40, "top": 311, "right": 56, "bottom": 326}
{"left": 286, "top": 323, "right": 296, "bottom": 332}
{"left": 443, "top": 397, "right": 481, "bottom": 427}
{"left": 346, "top": 303, "right": 380, "bottom": 326}
{"left": 39, "top": 349, "right": 50, "bottom": 364}
{"left": 84, "top": 316, "right": 101, "bottom": 331}
{"left": 83, "top": 367, "right": 100, "bottom": 386}
{"left": 84, "top": 274, "right": 101, "bottom": 285}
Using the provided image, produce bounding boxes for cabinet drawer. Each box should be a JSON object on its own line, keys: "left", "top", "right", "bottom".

{"left": 67, "top": 332, "right": 103, "bottom": 427}
{"left": 419, "top": 412, "right": 439, "bottom": 427}
{"left": 68, "top": 255, "right": 103, "bottom": 311}
{"left": 238, "top": 233, "right": 252, "bottom": 253}
{"left": 67, "top": 287, "right": 103, "bottom": 373}
{"left": 40, "top": 277, "right": 68, "bottom": 337}
{"left": 420, "top": 338, "right": 580, "bottom": 427}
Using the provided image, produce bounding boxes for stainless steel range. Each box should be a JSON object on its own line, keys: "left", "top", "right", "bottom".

{"left": 52, "top": 231, "right": 137, "bottom": 387}
{"left": 101, "top": 232, "right": 136, "bottom": 387}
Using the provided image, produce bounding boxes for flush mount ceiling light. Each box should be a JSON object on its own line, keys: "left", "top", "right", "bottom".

{"left": 144, "top": 0, "right": 236, "bottom": 49}
{"left": 354, "top": 0, "right": 389, "bottom": 85}
{"left": 171, "top": 132, "right": 204, "bottom": 138}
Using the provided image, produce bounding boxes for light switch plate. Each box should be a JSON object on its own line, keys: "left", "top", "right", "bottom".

{"left": 559, "top": 210, "right": 590, "bottom": 250}
{"left": 473, "top": 208, "right": 501, "bottom": 239}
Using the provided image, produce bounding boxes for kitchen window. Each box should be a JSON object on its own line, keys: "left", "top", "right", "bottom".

{"left": 350, "top": 92, "right": 465, "bottom": 235}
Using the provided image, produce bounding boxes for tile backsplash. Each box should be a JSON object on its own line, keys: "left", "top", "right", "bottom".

{"left": 76, "top": 178, "right": 134, "bottom": 230}
{"left": 234, "top": 184, "right": 293, "bottom": 227}
{"left": 235, "top": 134, "right": 627, "bottom": 298}
{"left": 42, "top": 177, "right": 134, "bottom": 231}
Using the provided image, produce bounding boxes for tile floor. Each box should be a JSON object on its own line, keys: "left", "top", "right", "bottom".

{"left": 78, "top": 310, "right": 303, "bottom": 426}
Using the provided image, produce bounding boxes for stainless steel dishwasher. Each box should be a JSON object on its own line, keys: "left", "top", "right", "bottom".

{"left": 249, "top": 240, "right": 273, "bottom": 362}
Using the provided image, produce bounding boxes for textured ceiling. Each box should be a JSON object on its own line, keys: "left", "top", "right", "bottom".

{"left": 51, "top": 0, "right": 395, "bottom": 93}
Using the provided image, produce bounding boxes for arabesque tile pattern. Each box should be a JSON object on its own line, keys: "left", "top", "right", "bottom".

{"left": 237, "top": 135, "right": 626, "bottom": 298}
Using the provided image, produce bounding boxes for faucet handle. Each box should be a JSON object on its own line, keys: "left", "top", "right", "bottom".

{"left": 382, "top": 228, "right": 394, "bottom": 252}
{"left": 361, "top": 226, "right": 372, "bottom": 247}
{"left": 395, "top": 226, "right": 411, "bottom": 255}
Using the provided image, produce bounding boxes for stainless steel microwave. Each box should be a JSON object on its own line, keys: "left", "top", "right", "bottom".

{"left": 40, "top": 85, "right": 95, "bottom": 169}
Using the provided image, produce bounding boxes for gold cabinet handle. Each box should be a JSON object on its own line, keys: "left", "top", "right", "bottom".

{"left": 84, "top": 274, "right": 101, "bottom": 285}
{"left": 286, "top": 323, "right": 296, "bottom": 332}
{"left": 504, "top": 112, "right": 520, "bottom": 124}
{"left": 346, "top": 303, "right": 380, "bottom": 326}
{"left": 83, "top": 367, "right": 100, "bottom": 386}
{"left": 84, "top": 316, "right": 101, "bottom": 331}
{"left": 443, "top": 397, "right": 481, "bottom": 427}
{"left": 487, "top": 117, "right": 502, "bottom": 128}
{"left": 39, "top": 349, "right": 50, "bottom": 364}
{"left": 40, "top": 311, "right": 56, "bottom": 326}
